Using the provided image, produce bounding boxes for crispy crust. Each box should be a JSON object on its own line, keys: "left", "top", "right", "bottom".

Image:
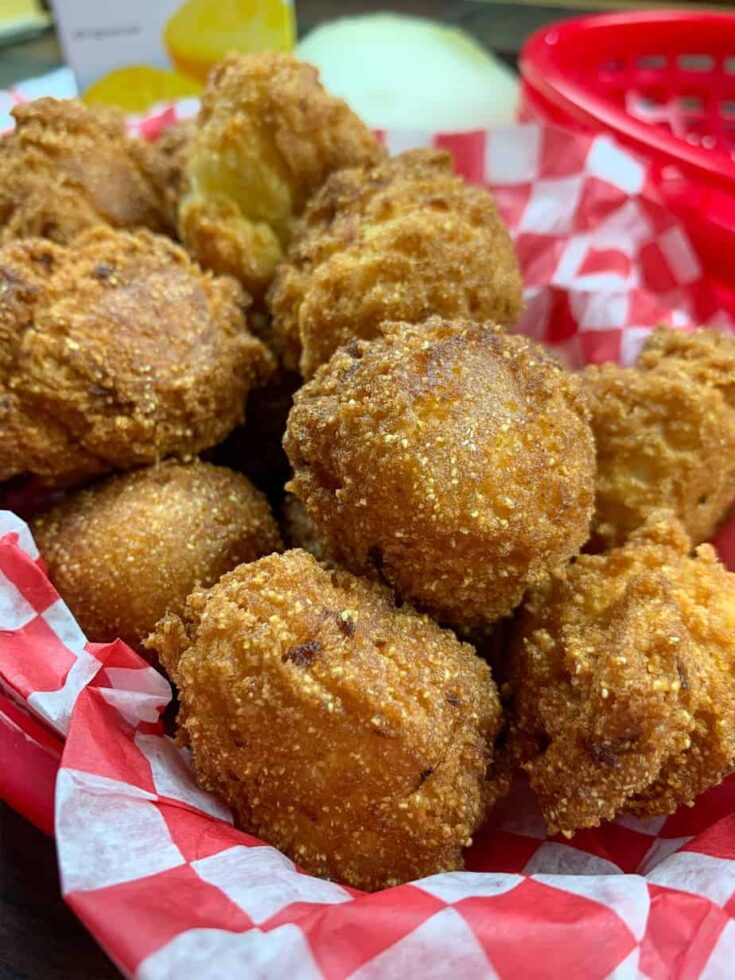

{"left": 33, "top": 460, "right": 282, "bottom": 652}
{"left": 147, "top": 548, "right": 502, "bottom": 890}
{"left": 0, "top": 227, "right": 273, "bottom": 485}
{"left": 269, "top": 149, "right": 523, "bottom": 377}
{"left": 285, "top": 317, "right": 595, "bottom": 626}
{"left": 179, "top": 53, "right": 384, "bottom": 298}
{"left": 504, "top": 512, "right": 735, "bottom": 835}
{"left": 0, "top": 98, "right": 174, "bottom": 243}
{"left": 0, "top": 238, "right": 94, "bottom": 482}
{"left": 583, "top": 326, "right": 735, "bottom": 548}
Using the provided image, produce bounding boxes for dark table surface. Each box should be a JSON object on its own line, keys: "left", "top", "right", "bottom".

{"left": 1, "top": 803, "right": 119, "bottom": 979}
{"left": 0, "top": 0, "right": 667, "bottom": 977}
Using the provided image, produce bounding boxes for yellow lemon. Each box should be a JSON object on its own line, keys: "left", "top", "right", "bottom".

{"left": 0, "top": 0, "right": 49, "bottom": 30}
{"left": 82, "top": 65, "right": 201, "bottom": 113}
{"left": 165, "top": 0, "right": 295, "bottom": 84}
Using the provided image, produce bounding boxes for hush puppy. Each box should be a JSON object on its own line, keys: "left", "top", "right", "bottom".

{"left": 148, "top": 548, "right": 501, "bottom": 890}
{"left": 179, "top": 53, "right": 384, "bottom": 298}
{"left": 504, "top": 512, "right": 735, "bottom": 835}
{"left": 33, "top": 460, "right": 281, "bottom": 652}
{"left": 583, "top": 326, "right": 735, "bottom": 548}
{"left": 0, "top": 227, "right": 272, "bottom": 486}
{"left": 269, "top": 149, "right": 523, "bottom": 377}
{"left": 0, "top": 98, "right": 173, "bottom": 243}
{"left": 285, "top": 317, "right": 596, "bottom": 627}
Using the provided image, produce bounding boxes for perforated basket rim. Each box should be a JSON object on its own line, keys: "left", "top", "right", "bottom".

{"left": 520, "top": 10, "right": 735, "bottom": 191}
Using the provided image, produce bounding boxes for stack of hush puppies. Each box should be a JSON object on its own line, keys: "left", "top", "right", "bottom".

{"left": 4, "top": 53, "right": 735, "bottom": 893}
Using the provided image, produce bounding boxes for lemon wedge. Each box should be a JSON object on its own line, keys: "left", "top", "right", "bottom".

{"left": 82, "top": 65, "right": 201, "bottom": 113}
{"left": 165, "top": 0, "right": 294, "bottom": 84}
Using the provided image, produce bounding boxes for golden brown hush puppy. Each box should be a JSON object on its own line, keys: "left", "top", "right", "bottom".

{"left": 269, "top": 149, "right": 523, "bottom": 377}
{"left": 0, "top": 98, "right": 174, "bottom": 243}
{"left": 583, "top": 326, "right": 735, "bottom": 549}
{"left": 0, "top": 237, "right": 84, "bottom": 483}
{"left": 33, "top": 460, "right": 281, "bottom": 652}
{"left": 179, "top": 53, "right": 384, "bottom": 299}
{"left": 147, "top": 549, "right": 502, "bottom": 891}
{"left": 285, "top": 317, "right": 596, "bottom": 627}
{"left": 504, "top": 512, "right": 735, "bottom": 836}
{"left": 0, "top": 227, "right": 272, "bottom": 486}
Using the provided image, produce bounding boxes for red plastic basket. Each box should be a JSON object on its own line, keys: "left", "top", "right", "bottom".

{"left": 520, "top": 10, "right": 735, "bottom": 286}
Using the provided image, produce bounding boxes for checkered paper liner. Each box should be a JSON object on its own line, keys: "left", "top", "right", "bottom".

{"left": 2, "top": 516, "right": 735, "bottom": 979}
{"left": 0, "top": 83, "right": 734, "bottom": 977}
{"left": 128, "top": 107, "right": 735, "bottom": 367}
{"left": 3, "top": 74, "right": 735, "bottom": 362}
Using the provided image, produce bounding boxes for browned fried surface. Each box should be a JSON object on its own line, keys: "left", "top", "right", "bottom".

{"left": 0, "top": 227, "right": 273, "bottom": 486}
{"left": 504, "top": 512, "right": 735, "bottom": 835}
{"left": 583, "top": 326, "right": 735, "bottom": 549}
{"left": 147, "top": 548, "right": 501, "bottom": 890}
{"left": 639, "top": 324, "right": 735, "bottom": 390}
{"left": 0, "top": 98, "right": 174, "bottom": 243}
{"left": 281, "top": 492, "right": 333, "bottom": 565}
{"left": 269, "top": 149, "right": 523, "bottom": 377}
{"left": 0, "top": 238, "right": 93, "bottom": 483}
{"left": 33, "top": 460, "right": 281, "bottom": 652}
{"left": 178, "top": 53, "right": 384, "bottom": 298}
{"left": 285, "top": 317, "right": 595, "bottom": 626}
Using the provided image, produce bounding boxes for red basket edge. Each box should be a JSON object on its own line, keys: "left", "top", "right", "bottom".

{"left": 520, "top": 9, "right": 735, "bottom": 192}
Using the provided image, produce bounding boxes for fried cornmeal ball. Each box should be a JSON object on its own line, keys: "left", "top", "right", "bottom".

{"left": 0, "top": 226, "right": 273, "bottom": 486}
{"left": 269, "top": 149, "right": 523, "bottom": 377}
{"left": 178, "top": 53, "right": 384, "bottom": 299}
{"left": 0, "top": 98, "right": 174, "bottom": 243}
{"left": 284, "top": 317, "right": 595, "bottom": 627}
{"left": 583, "top": 326, "right": 735, "bottom": 549}
{"left": 33, "top": 460, "right": 281, "bottom": 652}
{"left": 504, "top": 512, "right": 735, "bottom": 836}
{"left": 0, "top": 237, "right": 85, "bottom": 483}
{"left": 147, "top": 548, "right": 501, "bottom": 890}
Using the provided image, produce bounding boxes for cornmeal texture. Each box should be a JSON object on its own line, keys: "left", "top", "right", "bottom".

{"left": 270, "top": 149, "right": 523, "bottom": 376}
{"left": 0, "top": 98, "right": 173, "bottom": 242}
{"left": 583, "top": 326, "right": 735, "bottom": 548}
{"left": 285, "top": 318, "right": 595, "bottom": 626}
{"left": 505, "top": 512, "right": 735, "bottom": 835}
{"left": 0, "top": 227, "right": 272, "bottom": 485}
{"left": 34, "top": 460, "right": 281, "bottom": 652}
{"left": 149, "top": 549, "right": 502, "bottom": 891}
{"left": 179, "top": 53, "right": 383, "bottom": 298}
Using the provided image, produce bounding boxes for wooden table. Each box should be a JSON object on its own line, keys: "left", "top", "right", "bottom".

{"left": 1, "top": 1, "right": 710, "bottom": 976}
{"left": 1, "top": 803, "right": 119, "bottom": 978}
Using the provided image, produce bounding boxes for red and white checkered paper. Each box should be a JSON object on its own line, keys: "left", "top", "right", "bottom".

{"left": 1, "top": 88, "right": 735, "bottom": 978}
